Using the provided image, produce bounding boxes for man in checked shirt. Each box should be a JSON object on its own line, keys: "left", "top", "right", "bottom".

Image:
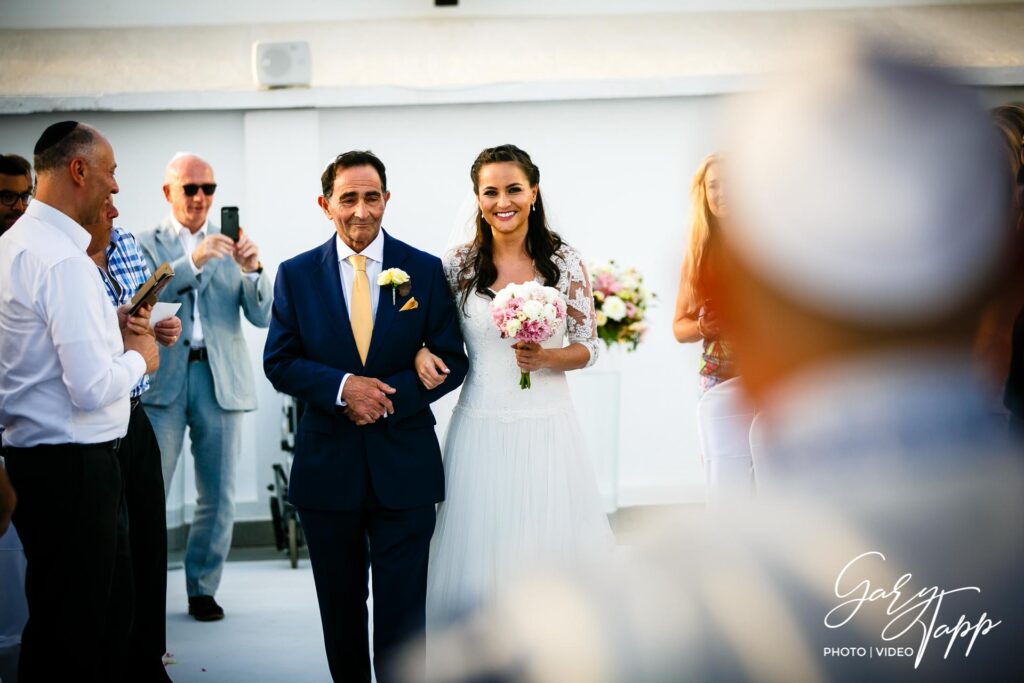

{"left": 87, "top": 196, "right": 182, "bottom": 682}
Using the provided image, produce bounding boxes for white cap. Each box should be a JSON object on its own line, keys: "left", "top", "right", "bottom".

{"left": 724, "top": 39, "right": 1008, "bottom": 324}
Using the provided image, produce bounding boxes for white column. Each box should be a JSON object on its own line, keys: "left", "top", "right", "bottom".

{"left": 233, "top": 109, "right": 325, "bottom": 522}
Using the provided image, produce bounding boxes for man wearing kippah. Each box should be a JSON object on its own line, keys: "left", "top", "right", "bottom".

{"left": 0, "top": 153, "right": 32, "bottom": 237}
{"left": 136, "top": 153, "right": 272, "bottom": 622}
{"left": 0, "top": 121, "right": 160, "bottom": 681}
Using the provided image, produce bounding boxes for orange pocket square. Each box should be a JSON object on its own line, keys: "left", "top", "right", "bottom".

{"left": 399, "top": 297, "right": 419, "bottom": 312}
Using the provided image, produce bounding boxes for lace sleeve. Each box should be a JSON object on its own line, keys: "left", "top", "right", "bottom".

{"left": 442, "top": 244, "right": 475, "bottom": 297}
{"left": 554, "top": 244, "right": 600, "bottom": 368}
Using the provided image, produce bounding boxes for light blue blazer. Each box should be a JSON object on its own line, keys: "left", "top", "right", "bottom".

{"left": 135, "top": 216, "right": 273, "bottom": 411}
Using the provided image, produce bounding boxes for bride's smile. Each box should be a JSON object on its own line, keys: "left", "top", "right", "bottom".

{"left": 477, "top": 161, "right": 537, "bottom": 236}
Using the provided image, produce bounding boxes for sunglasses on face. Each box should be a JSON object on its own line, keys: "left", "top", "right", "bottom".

{"left": 0, "top": 190, "right": 32, "bottom": 208}
{"left": 182, "top": 183, "right": 217, "bottom": 197}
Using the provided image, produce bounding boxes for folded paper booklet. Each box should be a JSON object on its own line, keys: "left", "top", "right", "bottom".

{"left": 129, "top": 262, "right": 175, "bottom": 315}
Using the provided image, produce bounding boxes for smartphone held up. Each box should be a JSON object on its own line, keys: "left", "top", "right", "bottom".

{"left": 221, "top": 206, "right": 240, "bottom": 242}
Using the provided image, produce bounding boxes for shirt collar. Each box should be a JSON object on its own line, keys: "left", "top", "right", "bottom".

{"left": 25, "top": 199, "right": 91, "bottom": 252}
{"left": 105, "top": 226, "right": 128, "bottom": 259}
{"left": 170, "top": 214, "right": 208, "bottom": 240}
{"left": 336, "top": 229, "right": 385, "bottom": 265}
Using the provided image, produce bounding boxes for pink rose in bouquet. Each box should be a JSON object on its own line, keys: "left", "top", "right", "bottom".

{"left": 489, "top": 280, "right": 567, "bottom": 389}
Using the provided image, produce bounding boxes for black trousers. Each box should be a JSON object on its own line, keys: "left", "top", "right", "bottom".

{"left": 116, "top": 403, "right": 169, "bottom": 678}
{"left": 5, "top": 440, "right": 132, "bottom": 683}
{"left": 299, "top": 490, "right": 436, "bottom": 683}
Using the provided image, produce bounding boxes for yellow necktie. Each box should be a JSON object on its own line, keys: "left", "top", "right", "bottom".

{"left": 348, "top": 254, "right": 373, "bottom": 364}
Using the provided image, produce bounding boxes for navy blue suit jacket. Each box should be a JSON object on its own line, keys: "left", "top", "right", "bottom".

{"left": 263, "top": 231, "right": 468, "bottom": 511}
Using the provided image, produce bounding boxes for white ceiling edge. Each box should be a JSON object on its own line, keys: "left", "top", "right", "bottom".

{"left": 1, "top": 66, "right": 1020, "bottom": 116}
{"left": 2, "top": 0, "right": 1016, "bottom": 30}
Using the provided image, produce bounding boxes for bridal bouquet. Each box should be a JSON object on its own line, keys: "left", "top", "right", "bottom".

{"left": 590, "top": 260, "right": 653, "bottom": 352}
{"left": 490, "top": 281, "right": 567, "bottom": 389}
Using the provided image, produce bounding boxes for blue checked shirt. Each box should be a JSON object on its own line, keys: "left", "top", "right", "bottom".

{"left": 98, "top": 227, "right": 152, "bottom": 398}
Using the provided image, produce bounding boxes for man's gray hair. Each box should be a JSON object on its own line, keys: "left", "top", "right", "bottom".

{"left": 34, "top": 125, "right": 97, "bottom": 175}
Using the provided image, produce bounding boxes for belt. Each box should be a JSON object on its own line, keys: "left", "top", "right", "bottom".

{"left": 4, "top": 439, "right": 121, "bottom": 455}
{"left": 188, "top": 347, "right": 209, "bottom": 363}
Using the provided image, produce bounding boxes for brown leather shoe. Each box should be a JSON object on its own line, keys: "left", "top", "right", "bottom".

{"left": 187, "top": 595, "right": 225, "bottom": 621}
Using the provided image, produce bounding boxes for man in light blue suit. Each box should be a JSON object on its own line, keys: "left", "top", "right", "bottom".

{"left": 136, "top": 153, "right": 272, "bottom": 621}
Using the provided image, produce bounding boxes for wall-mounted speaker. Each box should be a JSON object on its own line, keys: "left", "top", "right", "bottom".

{"left": 252, "top": 41, "right": 312, "bottom": 89}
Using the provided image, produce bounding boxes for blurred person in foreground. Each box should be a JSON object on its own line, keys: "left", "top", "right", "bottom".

{"left": 0, "top": 121, "right": 159, "bottom": 681}
{"left": 989, "top": 104, "right": 1024, "bottom": 435}
{"left": 87, "top": 196, "right": 182, "bottom": 681}
{"left": 412, "top": 42, "right": 1024, "bottom": 683}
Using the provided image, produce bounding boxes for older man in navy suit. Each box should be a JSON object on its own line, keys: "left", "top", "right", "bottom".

{"left": 264, "top": 150, "right": 467, "bottom": 683}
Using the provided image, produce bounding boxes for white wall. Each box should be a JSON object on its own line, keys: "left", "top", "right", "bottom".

{"left": 3, "top": 83, "right": 1022, "bottom": 520}
{"left": 316, "top": 96, "right": 729, "bottom": 505}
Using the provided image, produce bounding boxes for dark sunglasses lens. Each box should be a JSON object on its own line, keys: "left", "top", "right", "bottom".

{"left": 182, "top": 183, "right": 217, "bottom": 197}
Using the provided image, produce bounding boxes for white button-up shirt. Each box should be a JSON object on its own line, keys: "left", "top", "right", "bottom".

{"left": 335, "top": 230, "right": 385, "bottom": 405}
{"left": 171, "top": 215, "right": 261, "bottom": 348}
{"left": 336, "top": 230, "right": 383, "bottom": 322}
{"left": 172, "top": 216, "right": 208, "bottom": 347}
{"left": 0, "top": 200, "right": 146, "bottom": 447}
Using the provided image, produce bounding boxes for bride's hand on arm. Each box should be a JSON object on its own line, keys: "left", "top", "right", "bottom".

{"left": 415, "top": 346, "right": 450, "bottom": 390}
{"left": 512, "top": 341, "right": 590, "bottom": 372}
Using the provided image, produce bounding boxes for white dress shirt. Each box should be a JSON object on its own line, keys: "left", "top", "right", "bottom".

{"left": 335, "top": 230, "right": 384, "bottom": 405}
{"left": 172, "top": 215, "right": 262, "bottom": 348}
{"left": 0, "top": 200, "right": 146, "bottom": 447}
{"left": 172, "top": 216, "right": 208, "bottom": 347}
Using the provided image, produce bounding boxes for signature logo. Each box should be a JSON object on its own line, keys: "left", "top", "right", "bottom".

{"left": 823, "top": 551, "right": 1001, "bottom": 669}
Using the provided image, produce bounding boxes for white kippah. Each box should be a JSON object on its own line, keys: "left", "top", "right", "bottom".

{"left": 724, "top": 39, "right": 1008, "bottom": 324}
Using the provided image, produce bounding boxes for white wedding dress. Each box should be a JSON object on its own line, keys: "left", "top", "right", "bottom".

{"left": 426, "top": 243, "right": 615, "bottom": 625}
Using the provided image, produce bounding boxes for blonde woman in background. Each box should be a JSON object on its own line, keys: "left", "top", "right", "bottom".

{"left": 673, "top": 153, "right": 755, "bottom": 505}
{"left": 673, "top": 153, "right": 735, "bottom": 393}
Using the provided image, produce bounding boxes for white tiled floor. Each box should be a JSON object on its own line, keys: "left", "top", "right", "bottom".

{"left": 165, "top": 560, "right": 336, "bottom": 683}
{"left": 162, "top": 507, "right": 658, "bottom": 683}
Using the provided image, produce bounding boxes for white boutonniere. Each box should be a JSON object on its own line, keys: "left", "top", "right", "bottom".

{"left": 377, "top": 268, "right": 411, "bottom": 305}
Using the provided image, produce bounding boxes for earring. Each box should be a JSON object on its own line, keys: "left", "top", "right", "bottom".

{"left": 531, "top": 203, "right": 536, "bottom": 212}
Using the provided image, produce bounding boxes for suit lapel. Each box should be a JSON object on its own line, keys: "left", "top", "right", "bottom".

{"left": 310, "top": 236, "right": 360, "bottom": 366}
{"left": 364, "top": 231, "right": 408, "bottom": 369}
{"left": 155, "top": 218, "right": 185, "bottom": 262}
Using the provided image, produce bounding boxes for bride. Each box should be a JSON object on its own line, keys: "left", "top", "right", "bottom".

{"left": 415, "top": 144, "right": 614, "bottom": 624}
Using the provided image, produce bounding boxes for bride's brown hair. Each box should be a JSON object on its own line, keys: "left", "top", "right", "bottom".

{"left": 456, "top": 144, "right": 563, "bottom": 311}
